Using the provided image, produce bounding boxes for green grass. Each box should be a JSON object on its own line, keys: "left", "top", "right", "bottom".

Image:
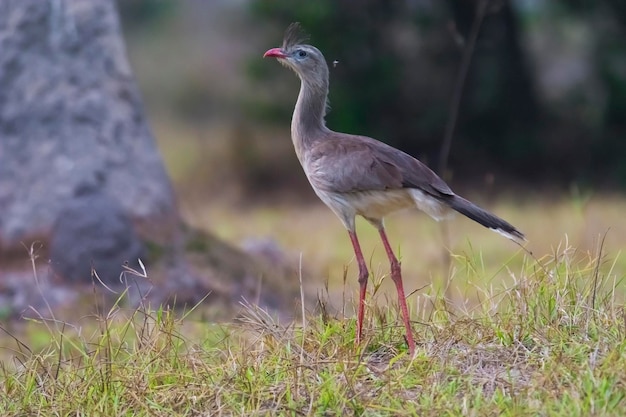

{"left": 1, "top": 243, "right": 625, "bottom": 416}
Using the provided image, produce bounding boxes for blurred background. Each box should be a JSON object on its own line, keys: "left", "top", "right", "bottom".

{"left": 119, "top": 0, "right": 626, "bottom": 194}
{"left": 114, "top": 0, "right": 626, "bottom": 305}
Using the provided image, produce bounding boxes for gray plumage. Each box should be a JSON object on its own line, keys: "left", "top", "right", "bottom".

{"left": 265, "top": 24, "right": 524, "bottom": 242}
{"left": 264, "top": 23, "right": 525, "bottom": 354}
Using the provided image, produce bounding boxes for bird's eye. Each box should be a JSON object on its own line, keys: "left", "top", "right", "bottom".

{"left": 297, "top": 50, "right": 307, "bottom": 58}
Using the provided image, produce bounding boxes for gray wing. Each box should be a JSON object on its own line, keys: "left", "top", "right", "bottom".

{"left": 305, "top": 134, "right": 454, "bottom": 198}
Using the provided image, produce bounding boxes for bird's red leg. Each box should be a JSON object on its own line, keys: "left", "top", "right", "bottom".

{"left": 377, "top": 227, "right": 416, "bottom": 355}
{"left": 348, "top": 231, "right": 369, "bottom": 346}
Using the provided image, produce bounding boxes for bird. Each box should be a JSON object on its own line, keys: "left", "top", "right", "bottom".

{"left": 263, "top": 23, "right": 525, "bottom": 355}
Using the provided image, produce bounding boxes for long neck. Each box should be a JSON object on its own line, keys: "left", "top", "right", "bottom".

{"left": 291, "top": 77, "right": 329, "bottom": 161}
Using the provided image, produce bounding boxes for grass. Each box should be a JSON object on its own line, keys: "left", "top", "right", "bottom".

{"left": 1, "top": 240, "right": 625, "bottom": 416}
{"left": 3, "top": 119, "right": 626, "bottom": 415}
{"left": 4, "top": 122, "right": 626, "bottom": 413}
{"left": 183, "top": 193, "right": 626, "bottom": 318}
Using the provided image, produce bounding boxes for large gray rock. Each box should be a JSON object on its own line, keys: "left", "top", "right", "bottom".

{"left": 0, "top": 0, "right": 178, "bottom": 266}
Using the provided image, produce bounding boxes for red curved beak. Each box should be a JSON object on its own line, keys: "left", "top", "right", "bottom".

{"left": 263, "top": 48, "right": 287, "bottom": 59}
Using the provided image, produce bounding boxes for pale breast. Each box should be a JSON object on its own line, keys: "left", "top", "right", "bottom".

{"left": 313, "top": 188, "right": 413, "bottom": 221}
{"left": 313, "top": 187, "right": 452, "bottom": 228}
{"left": 346, "top": 189, "right": 416, "bottom": 219}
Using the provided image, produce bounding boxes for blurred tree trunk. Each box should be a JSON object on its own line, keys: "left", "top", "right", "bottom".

{"left": 605, "top": 0, "right": 626, "bottom": 28}
{"left": 448, "top": 0, "right": 540, "bottom": 175}
{"left": 0, "top": 0, "right": 178, "bottom": 283}
{"left": 0, "top": 0, "right": 298, "bottom": 313}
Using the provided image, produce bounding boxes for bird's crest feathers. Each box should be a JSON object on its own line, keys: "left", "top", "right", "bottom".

{"left": 283, "top": 22, "right": 310, "bottom": 50}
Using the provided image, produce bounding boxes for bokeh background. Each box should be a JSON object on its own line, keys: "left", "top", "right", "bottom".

{"left": 112, "top": 0, "right": 626, "bottom": 301}
{"left": 119, "top": 0, "right": 626, "bottom": 197}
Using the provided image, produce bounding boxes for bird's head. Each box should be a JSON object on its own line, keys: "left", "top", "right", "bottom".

{"left": 263, "top": 23, "right": 329, "bottom": 88}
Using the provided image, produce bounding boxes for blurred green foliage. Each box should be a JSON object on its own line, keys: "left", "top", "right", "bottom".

{"left": 248, "top": 0, "right": 626, "bottom": 189}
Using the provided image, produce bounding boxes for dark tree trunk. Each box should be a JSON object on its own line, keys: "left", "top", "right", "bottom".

{"left": 447, "top": 0, "right": 541, "bottom": 176}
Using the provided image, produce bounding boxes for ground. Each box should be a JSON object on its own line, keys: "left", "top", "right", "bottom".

{"left": 1, "top": 121, "right": 625, "bottom": 416}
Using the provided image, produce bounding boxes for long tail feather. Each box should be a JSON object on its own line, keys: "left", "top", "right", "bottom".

{"left": 448, "top": 195, "right": 526, "bottom": 243}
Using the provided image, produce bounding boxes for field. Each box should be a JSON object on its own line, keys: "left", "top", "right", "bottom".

{"left": 2, "top": 2, "right": 626, "bottom": 414}
{"left": 2, "top": 122, "right": 626, "bottom": 416}
{"left": 1, "top": 240, "right": 625, "bottom": 415}
{"left": 2, "top": 177, "right": 626, "bottom": 415}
